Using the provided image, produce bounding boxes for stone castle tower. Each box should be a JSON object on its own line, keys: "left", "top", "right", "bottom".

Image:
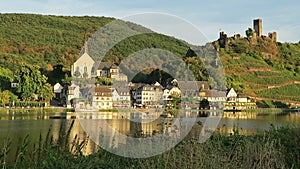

{"left": 253, "top": 19, "right": 262, "bottom": 37}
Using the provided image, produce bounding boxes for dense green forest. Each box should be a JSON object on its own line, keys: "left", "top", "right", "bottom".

{"left": 0, "top": 13, "right": 300, "bottom": 106}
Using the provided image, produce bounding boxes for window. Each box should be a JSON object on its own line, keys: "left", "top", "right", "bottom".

{"left": 84, "top": 66, "right": 87, "bottom": 73}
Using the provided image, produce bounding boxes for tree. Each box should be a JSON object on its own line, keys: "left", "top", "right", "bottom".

{"left": 0, "top": 90, "right": 11, "bottom": 106}
{"left": 97, "top": 77, "right": 112, "bottom": 85}
{"left": 15, "top": 64, "right": 47, "bottom": 101}
{"left": 185, "top": 47, "right": 197, "bottom": 58}
{"left": 0, "top": 90, "right": 18, "bottom": 106}
{"left": 62, "top": 73, "right": 72, "bottom": 86}
{"left": 0, "top": 68, "right": 13, "bottom": 90}
{"left": 245, "top": 28, "right": 254, "bottom": 38}
{"left": 200, "top": 99, "right": 209, "bottom": 109}
{"left": 39, "top": 83, "right": 54, "bottom": 102}
{"left": 169, "top": 87, "right": 181, "bottom": 109}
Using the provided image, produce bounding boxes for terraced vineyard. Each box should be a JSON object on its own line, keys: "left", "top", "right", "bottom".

{"left": 217, "top": 38, "right": 300, "bottom": 106}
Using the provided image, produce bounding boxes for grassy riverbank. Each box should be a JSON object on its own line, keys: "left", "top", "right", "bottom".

{"left": 0, "top": 121, "right": 299, "bottom": 169}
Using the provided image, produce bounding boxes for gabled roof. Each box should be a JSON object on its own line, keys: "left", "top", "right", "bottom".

{"left": 111, "top": 65, "right": 119, "bottom": 69}
{"left": 129, "top": 83, "right": 145, "bottom": 90}
{"left": 201, "top": 89, "right": 226, "bottom": 98}
{"left": 115, "top": 87, "right": 130, "bottom": 96}
{"left": 178, "top": 81, "right": 209, "bottom": 91}
{"left": 226, "top": 88, "right": 237, "bottom": 97}
{"left": 97, "top": 62, "right": 114, "bottom": 70}
{"left": 154, "top": 82, "right": 161, "bottom": 86}
{"left": 94, "top": 86, "right": 112, "bottom": 96}
{"left": 74, "top": 52, "right": 95, "bottom": 65}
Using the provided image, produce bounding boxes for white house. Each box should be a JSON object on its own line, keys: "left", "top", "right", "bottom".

{"left": 226, "top": 88, "right": 250, "bottom": 103}
{"left": 226, "top": 88, "right": 238, "bottom": 102}
{"left": 66, "top": 84, "right": 80, "bottom": 108}
{"left": 112, "top": 87, "right": 131, "bottom": 108}
{"left": 135, "top": 82, "right": 163, "bottom": 107}
{"left": 93, "top": 85, "right": 113, "bottom": 110}
{"left": 162, "top": 89, "right": 171, "bottom": 102}
{"left": 53, "top": 83, "right": 64, "bottom": 99}
{"left": 237, "top": 94, "right": 249, "bottom": 102}
{"left": 199, "top": 89, "right": 227, "bottom": 102}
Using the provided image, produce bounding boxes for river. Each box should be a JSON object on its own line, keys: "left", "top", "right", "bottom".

{"left": 0, "top": 109, "right": 299, "bottom": 162}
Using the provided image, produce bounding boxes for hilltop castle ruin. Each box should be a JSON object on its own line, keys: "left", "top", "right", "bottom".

{"left": 218, "top": 19, "right": 277, "bottom": 48}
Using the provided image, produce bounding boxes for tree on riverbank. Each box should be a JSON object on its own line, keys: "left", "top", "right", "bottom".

{"left": 15, "top": 63, "right": 54, "bottom": 102}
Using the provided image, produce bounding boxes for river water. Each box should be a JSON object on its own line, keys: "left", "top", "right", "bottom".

{"left": 0, "top": 109, "right": 299, "bottom": 162}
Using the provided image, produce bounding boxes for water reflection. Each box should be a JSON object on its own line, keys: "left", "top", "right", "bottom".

{"left": 223, "top": 111, "right": 257, "bottom": 119}
{"left": 0, "top": 109, "right": 69, "bottom": 120}
{"left": 0, "top": 110, "right": 299, "bottom": 160}
{"left": 218, "top": 111, "right": 300, "bottom": 135}
{"left": 77, "top": 112, "right": 192, "bottom": 155}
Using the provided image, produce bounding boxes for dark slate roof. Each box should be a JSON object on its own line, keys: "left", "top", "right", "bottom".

{"left": 115, "top": 87, "right": 130, "bottom": 96}
{"left": 129, "top": 83, "right": 145, "bottom": 90}
{"left": 178, "top": 81, "right": 209, "bottom": 91}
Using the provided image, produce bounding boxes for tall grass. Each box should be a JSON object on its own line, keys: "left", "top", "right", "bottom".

{"left": 0, "top": 120, "right": 299, "bottom": 168}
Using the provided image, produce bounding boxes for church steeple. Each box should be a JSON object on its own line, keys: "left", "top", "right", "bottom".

{"left": 84, "top": 41, "right": 88, "bottom": 54}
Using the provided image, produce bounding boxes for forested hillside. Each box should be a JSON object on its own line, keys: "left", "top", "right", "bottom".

{"left": 0, "top": 14, "right": 210, "bottom": 104}
{"left": 0, "top": 13, "right": 300, "bottom": 106}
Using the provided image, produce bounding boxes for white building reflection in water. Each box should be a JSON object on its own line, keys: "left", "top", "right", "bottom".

{"left": 76, "top": 111, "right": 197, "bottom": 157}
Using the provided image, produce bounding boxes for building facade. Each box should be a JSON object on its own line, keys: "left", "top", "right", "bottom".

{"left": 112, "top": 86, "right": 131, "bottom": 108}
{"left": 97, "top": 62, "right": 128, "bottom": 82}
{"left": 71, "top": 52, "right": 95, "bottom": 79}
{"left": 93, "top": 86, "right": 113, "bottom": 110}
{"left": 135, "top": 82, "right": 163, "bottom": 107}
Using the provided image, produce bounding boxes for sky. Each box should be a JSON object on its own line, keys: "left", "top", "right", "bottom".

{"left": 0, "top": 0, "right": 299, "bottom": 44}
